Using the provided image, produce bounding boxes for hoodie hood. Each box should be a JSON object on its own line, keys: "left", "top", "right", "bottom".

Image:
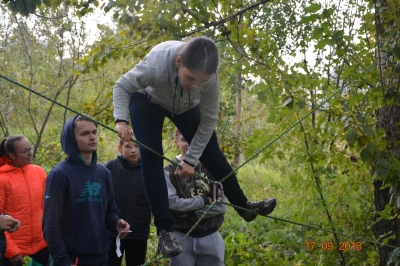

{"left": 0, "top": 155, "right": 11, "bottom": 167}
{"left": 61, "top": 115, "right": 97, "bottom": 166}
{"left": 0, "top": 156, "right": 29, "bottom": 173}
{"left": 0, "top": 156, "right": 14, "bottom": 173}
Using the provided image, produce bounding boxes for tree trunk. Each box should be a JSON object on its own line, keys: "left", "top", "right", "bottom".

{"left": 372, "top": 180, "right": 399, "bottom": 265}
{"left": 0, "top": 111, "right": 9, "bottom": 137}
{"left": 373, "top": 0, "right": 400, "bottom": 264}
{"left": 232, "top": 71, "right": 242, "bottom": 169}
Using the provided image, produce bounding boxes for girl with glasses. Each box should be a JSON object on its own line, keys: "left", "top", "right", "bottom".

{"left": 0, "top": 135, "right": 49, "bottom": 266}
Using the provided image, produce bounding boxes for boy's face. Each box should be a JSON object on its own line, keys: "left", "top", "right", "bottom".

{"left": 74, "top": 120, "right": 98, "bottom": 155}
{"left": 174, "top": 134, "right": 189, "bottom": 157}
{"left": 9, "top": 138, "right": 34, "bottom": 168}
{"left": 118, "top": 140, "right": 140, "bottom": 165}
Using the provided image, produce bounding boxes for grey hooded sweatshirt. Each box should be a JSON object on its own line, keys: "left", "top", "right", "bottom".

{"left": 113, "top": 40, "right": 220, "bottom": 165}
{"left": 164, "top": 155, "right": 226, "bottom": 237}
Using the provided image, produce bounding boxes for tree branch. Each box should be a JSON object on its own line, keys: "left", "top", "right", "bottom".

{"left": 180, "top": 0, "right": 273, "bottom": 36}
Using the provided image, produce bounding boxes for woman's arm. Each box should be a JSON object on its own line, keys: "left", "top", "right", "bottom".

{"left": 183, "top": 75, "right": 220, "bottom": 166}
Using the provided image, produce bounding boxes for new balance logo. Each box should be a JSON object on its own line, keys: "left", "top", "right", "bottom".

{"left": 80, "top": 182, "right": 101, "bottom": 197}
{"left": 76, "top": 182, "right": 102, "bottom": 203}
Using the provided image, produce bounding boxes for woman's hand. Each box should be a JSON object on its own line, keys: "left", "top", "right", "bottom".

{"left": 10, "top": 254, "right": 24, "bottom": 266}
{"left": 6, "top": 216, "right": 20, "bottom": 233}
{"left": 0, "top": 215, "right": 13, "bottom": 231}
{"left": 116, "top": 122, "right": 132, "bottom": 142}
{"left": 175, "top": 161, "right": 194, "bottom": 178}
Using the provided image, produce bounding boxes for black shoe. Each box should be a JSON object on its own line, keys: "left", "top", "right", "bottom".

{"left": 240, "top": 198, "right": 276, "bottom": 222}
{"left": 157, "top": 229, "right": 183, "bottom": 258}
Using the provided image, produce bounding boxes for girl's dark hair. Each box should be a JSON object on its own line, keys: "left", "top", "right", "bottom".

{"left": 179, "top": 36, "right": 220, "bottom": 74}
{"left": 0, "top": 135, "right": 26, "bottom": 158}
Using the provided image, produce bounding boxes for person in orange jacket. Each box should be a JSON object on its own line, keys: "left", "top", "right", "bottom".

{"left": 0, "top": 135, "right": 49, "bottom": 266}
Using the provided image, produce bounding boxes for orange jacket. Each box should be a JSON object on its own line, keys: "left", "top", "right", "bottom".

{"left": 0, "top": 160, "right": 47, "bottom": 259}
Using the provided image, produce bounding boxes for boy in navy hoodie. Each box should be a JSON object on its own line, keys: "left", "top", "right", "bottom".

{"left": 43, "top": 115, "right": 130, "bottom": 266}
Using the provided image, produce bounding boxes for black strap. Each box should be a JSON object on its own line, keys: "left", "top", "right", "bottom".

{"left": 115, "top": 119, "right": 128, "bottom": 124}
{"left": 183, "top": 159, "right": 195, "bottom": 167}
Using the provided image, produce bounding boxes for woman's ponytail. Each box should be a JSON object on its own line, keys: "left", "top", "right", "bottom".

{"left": 0, "top": 135, "right": 25, "bottom": 166}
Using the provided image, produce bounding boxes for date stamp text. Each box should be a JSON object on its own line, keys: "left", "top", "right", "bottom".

{"left": 305, "top": 241, "right": 363, "bottom": 251}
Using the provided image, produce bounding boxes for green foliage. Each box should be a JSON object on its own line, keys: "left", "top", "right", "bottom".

{"left": 1, "top": 0, "right": 50, "bottom": 16}
{"left": 219, "top": 162, "right": 378, "bottom": 265}
{"left": 1, "top": 0, "right": 100, "bottom": 16}
{"left": 1, "top": 0, "right": 399, "bottom": 264}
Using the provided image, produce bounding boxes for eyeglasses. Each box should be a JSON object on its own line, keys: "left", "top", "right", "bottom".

{"left": 14, "top": 146, "right": 34, "bottom": 154}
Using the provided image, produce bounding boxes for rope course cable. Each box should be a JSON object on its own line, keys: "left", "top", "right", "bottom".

{"left": 0, "top": 72, "right": 394, "bottom": 265}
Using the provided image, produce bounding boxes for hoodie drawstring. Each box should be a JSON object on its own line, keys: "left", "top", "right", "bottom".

{"left": 172, "top": 77, "right": 191, "bottom": 131}
{"left": 177, "top": 86, "right": 183, "bottom": 112}
{"left": 172, "top": 76, "right": 179, "bottom": 117}
{"left": 188, "top": 92, "right": 191, "bottom": 131}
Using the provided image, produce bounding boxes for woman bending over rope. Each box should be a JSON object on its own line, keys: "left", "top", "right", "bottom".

{"left": 113, "top": 36, "right": 276, "bottom": 258}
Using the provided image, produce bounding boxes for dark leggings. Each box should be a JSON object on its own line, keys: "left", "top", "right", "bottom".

{"left": 129, "top": 93, "right": 248, "bottom": 233}
{"left": 107, "top": 238, "right": 147, "bottom": 266}
{"left": 2, "top": 247, "right": 49, "bottom": 266}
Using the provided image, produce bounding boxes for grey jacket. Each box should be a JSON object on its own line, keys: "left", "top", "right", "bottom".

{"left": 164, "top": 155, "right": 226, "bottom": 237}
{"left": 113, "top": 41, "right": 220, "bottom": 165}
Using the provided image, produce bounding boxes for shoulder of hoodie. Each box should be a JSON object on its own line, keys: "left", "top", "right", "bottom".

{"left": 0, "top": 164, "right": 46, "bottom": 190}
{"left": 104, "top": 156, "right": 140, "bottom": 169}
{"left": 149, "top": 40, "right": 184, "bottom": 53}
{"left": 201, "top": 73, "right": 220, "bottom": 92}
{"left": 26, "top": 164, "right": 47, "bottom": 175}
{"left": 0, "top": 163, "right": 46, "bottom": 176}
{"left": 103, "top": 158, "right": 118, "bottom": 169}
{"left": 48, "top": 160, "right": 111, "bottom": 179}
{"left": 142, "top": 41, "right": 184, "bottom": 70}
